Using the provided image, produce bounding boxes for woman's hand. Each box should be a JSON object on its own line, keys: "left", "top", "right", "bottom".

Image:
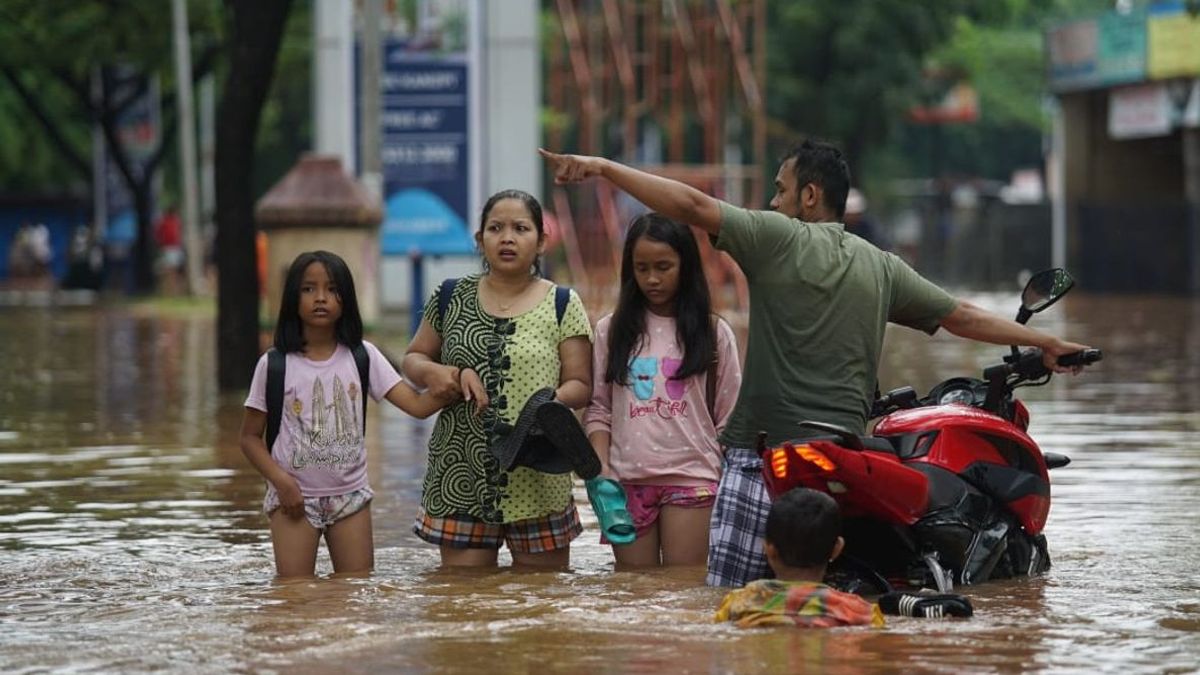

{"left": 460, "top": 367, "right": 490, "bottom": 415}
{"left": 424, "top": 363, "right": 464, "bottom": 400}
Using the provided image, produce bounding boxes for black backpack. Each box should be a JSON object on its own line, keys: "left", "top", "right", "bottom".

{"left": 436, "top": 277, "right": 571, "bottom": 325}
{"left": 264, "top": 343, "right": 371, "bottom": 453}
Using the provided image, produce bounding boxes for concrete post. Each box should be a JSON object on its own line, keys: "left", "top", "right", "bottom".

{"left": 314, "top": 0, "right": 356, "bottom": 171}
{"left": 1184, "top": 128, "right": 1200, "bottom": 293}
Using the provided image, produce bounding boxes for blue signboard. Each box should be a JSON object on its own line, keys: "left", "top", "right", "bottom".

{"left": 373, "top": 40, "right": 475, "bottom": 256}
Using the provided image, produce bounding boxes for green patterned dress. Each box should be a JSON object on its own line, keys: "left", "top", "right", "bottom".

{"left": 421, "top": 274, "right": 593, "bottom": 523}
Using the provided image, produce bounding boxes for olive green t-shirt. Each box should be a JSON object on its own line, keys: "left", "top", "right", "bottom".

{"left": 714, "top": 202, "right": 957, "bottom": 446}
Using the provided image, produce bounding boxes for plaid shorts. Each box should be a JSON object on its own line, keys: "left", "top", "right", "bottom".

{"left": 706, "top": 447, "right": 773, "bottom": 588}
{"left": 413, "top": 501, "right": 583, "bottom": 553}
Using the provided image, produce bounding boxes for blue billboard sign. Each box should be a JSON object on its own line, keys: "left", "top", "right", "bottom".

{"left": 373, "top": 41, "right": 475, "bottom": 256}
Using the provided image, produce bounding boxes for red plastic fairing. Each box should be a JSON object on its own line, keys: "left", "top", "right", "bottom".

{"left": 874, "top": 405, "right": 1047, "bottom": 477}
{"left": 1012, "top": 399, "right": 1030, "bottom": 430}
{"left": 1008, "top": 493, "right": 1050, "bottom": 534}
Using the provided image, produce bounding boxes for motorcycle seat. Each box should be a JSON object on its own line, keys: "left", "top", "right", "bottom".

{"left": 796, "top": 421, "right": 898, "bottom": 454}
{"left": 860, "top": 436, "right": 900, "bottom": 453}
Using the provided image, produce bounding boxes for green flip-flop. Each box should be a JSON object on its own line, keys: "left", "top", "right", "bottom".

{"left": 585, "top": 476, "right": 636, "bottom": 545}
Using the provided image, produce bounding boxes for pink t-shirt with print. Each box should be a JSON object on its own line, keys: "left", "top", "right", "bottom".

{"left": 584, "top": 312, "right": 742, "bottom": 486}
{"left": 244, "top": 340, "right": 403, "bottom": 497}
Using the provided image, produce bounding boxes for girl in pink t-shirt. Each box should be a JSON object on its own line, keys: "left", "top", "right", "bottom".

{"left": 584, "top": 214, "right": 742, "bottom": 567}
{"left": 240, "top": 251, "right": 454, "bottom": 578}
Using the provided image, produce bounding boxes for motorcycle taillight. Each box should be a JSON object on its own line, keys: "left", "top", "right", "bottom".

{"left": 769, "top": 443, "right": 837, "bottom": 478}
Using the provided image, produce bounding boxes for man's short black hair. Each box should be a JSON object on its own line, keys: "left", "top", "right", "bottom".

{"left": 764, "top": 487, "right": 842, "bottom": 569}
{"left": 781, "top": 139, "right": 851, "bottom": 220}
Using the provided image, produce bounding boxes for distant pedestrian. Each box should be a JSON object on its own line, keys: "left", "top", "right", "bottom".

{"left": 155, "top": 207, "right": 184, "bottom": 294}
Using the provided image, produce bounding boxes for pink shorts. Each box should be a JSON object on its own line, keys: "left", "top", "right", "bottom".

{"left": 601, "top": 482, "right": 717, "bottom": 543}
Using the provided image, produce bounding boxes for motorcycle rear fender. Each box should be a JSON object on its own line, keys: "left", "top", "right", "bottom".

{"left": 761, "top": 440, "right": 930, "bottom": 525}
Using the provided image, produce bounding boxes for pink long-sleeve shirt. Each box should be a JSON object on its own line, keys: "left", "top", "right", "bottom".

{"left": 584, "top": 311, "right": 742, "bottom": 486}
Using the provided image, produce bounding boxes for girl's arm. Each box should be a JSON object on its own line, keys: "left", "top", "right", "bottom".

{"left": 712, "top": 318, "right": 744, "bottom": 435}
{"left": 588, "top": 430, "right": 614, "bottom": 478}
{"left": 383, "top": 379, "right": 459, "bottom": 419}
{"left": 402, "top": 318, "right": 462, "bottom": 398}
{"left": 583, "top": 317, "right": 614, "bottom": 476}
{"left": 239, "top": 408, "right": 304, "bottom": 518}
{"left": 555, "top": 335, "right": 593, "bottom": 409}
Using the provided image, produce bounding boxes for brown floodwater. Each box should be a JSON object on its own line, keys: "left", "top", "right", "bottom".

{"left": 1, "top": 291, "right": 1198, "bottom": 673}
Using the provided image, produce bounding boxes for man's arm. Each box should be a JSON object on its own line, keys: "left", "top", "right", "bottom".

{"left": 539, "top": 149, "right": 724, "bottom": 236}
{"left": 940, "top": 300, "right": 1090, "bottom": 373}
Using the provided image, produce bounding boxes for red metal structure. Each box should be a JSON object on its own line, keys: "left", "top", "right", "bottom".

{"left": 544, "top": 0, "right": 766, "bottom": 314}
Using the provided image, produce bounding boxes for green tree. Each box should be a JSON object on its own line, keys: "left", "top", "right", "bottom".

{"left": 766, "top": 0, "right": 1020, "bottom": 171}
{"left": 0, "top": 0, "right": 222, "bottom": 293}
{"left": 895, "top": 0, "right": 1117, "bottom": 182}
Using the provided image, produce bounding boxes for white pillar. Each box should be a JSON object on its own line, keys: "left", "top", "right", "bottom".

{"left": 482, "top": 0, "right": 540, "bottom": 200}
{"left": 172, "top": 0, "right": 203, "bottom": 296}
{"left": 1048, "top": 97, "right": 1067, "bottom": 270}
{"left": 314, "top": 0, "right": 356, "bottom": 170}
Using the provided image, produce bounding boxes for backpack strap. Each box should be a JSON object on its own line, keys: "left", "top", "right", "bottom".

{"left": 436, "top": 278, "right": 459, "bottom": 328}
{"left": 352, "top": 343, "right": 370, "bottom": 435}
{"left": 265, "top": 348, "right": 285, "bottom": 454}
{"left": 554, "top": 285, "right": 570, "bottom": 325}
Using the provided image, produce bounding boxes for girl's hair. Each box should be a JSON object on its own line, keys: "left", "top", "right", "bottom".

{"left": 478, "top": 189, "right": 545, "bottom": 276}
{"left": 605, "top": 213, "right": 715, "bottom": 385}
{"left": 273, "top": 250, "right": 364, "bottom": 353}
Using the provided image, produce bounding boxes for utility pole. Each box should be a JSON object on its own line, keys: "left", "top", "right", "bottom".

{"left": 172, "top": 0, "right": 203, "bottom": 295}
{"left": 359, "top": 0, "right": 383, "bottom": 202}
{"left": 314, "top": 0, "right": 355, "bottom": 171}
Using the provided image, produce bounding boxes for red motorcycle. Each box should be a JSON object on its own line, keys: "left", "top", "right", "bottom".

{"left": 761, "top": 268, "right": 1102, "bottom": 593}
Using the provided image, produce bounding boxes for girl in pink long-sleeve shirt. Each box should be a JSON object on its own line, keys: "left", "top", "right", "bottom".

{"left": 584, "top": 213, "right": 742, "bottom": 568}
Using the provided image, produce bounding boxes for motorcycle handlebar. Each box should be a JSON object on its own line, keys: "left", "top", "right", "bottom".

{"left": 1057, "top": 348, "right": 1103, "bottom": 368}
{"left": 992, "top": 347, "right": 1103, "bottom": 382}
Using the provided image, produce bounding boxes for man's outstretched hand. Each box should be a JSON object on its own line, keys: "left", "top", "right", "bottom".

{"left": 539, "top": 148, "right": 605, "bottom": 184}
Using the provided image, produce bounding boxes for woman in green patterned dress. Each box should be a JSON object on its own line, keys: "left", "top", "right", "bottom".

{"left": 403, "top": 189, "right": 594, "bottom": 568}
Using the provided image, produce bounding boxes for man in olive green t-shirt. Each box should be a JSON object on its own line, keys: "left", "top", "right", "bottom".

{"left": 541, "top": 140, "right": 1088, "bottom": 588}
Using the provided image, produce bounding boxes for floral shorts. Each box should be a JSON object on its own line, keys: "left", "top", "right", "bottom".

{"left": 601, "top": 482, "right": 717, "bottom": 543}
{"left": 264, "top": 486, "right": 374, "bottom": 532}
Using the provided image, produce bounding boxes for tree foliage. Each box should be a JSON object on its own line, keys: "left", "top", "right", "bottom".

{"left": 766, "top": 0, "right": 1119, "bottom": 185}
{"left": 0, "top": 0, "right": 223, "bottom": 291}
{"left": 766, "top": 1, "right": 1015, "bottom": 166}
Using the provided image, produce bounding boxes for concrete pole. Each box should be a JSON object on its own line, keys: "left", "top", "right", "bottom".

{"left": 314, "top": 0, "right": 356, "bottom": 171}
{"left": 172, "top": 0, "right": 203, "bottom": 296}
{"left": 91, "top": 68, "right": 107, "bottom": 241}
{"left": 359, "top": 0, "right": 383, "bottom": 201}
{"left": 1184, "top": 128, "right": 1200, "bottom": 293}
{"left": 199, "top": 76, "right": 216, "bottom": 229}
{"left": 1049, "top": 98, "right": 1067, "bottom": 271}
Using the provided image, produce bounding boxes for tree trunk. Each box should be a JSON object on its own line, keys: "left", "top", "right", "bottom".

{"left": 215, "top": 0, "right": 293, "bottom": 391}
{"left": 133, "top": 183, "right": 156, "bottom": 292}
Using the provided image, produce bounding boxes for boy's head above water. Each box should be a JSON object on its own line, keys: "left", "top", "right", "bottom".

{"left": 764, "top": 488, "right": 844, "bottom": 582}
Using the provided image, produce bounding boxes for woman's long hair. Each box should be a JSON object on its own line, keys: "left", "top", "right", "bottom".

{"left": 605, "top": 213, "right": 715, "bottom": 384}
{"left": 273, "top": 250, "right": 364, "bottom": 353}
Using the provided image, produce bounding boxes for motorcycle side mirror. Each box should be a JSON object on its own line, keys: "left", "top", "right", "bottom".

{"left": 1016, "top": 268, "right": 1074, "bottom": 325}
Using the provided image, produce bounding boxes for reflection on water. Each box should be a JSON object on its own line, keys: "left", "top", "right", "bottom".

{"left": 1, "top": 293, "right": 1199, "bottom": 673}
